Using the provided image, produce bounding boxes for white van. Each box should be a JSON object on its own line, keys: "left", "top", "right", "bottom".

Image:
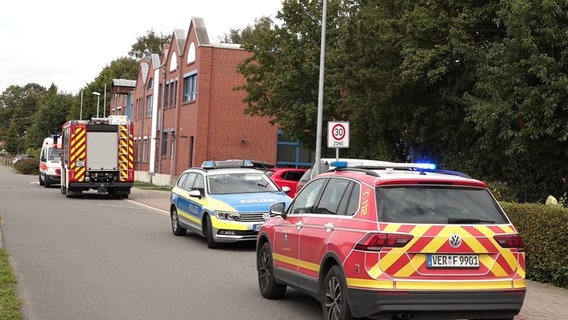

{"left": 39, "top": 136, "right": 62, "bottom": 187}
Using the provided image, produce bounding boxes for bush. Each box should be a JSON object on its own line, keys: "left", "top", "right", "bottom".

{"left": 13, "top": 158, "right": 39, "bottom": 175}
{"left": 501, "top": 202, "right": 568, "bottom": 288}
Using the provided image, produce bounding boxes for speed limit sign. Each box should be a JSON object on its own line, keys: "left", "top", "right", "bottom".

{"left": 328, "top": 121, "right": 349, "bottom": 148}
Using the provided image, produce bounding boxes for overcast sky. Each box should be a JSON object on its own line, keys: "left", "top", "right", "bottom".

{"left": 0, "top": 0, "right": 283, "bottom": 95}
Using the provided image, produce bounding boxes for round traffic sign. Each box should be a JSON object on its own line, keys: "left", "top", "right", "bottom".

{"left": 332, "top": 123, "right": 346, "bottom": 140}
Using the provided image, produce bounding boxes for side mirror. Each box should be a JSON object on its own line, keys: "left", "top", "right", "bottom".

{"left": 188, "top": 189, "right": 202, "bottom": 199}
{"left": 270, "top": 202, "right": 287, "bottom": 219}
{"left": 281, "top": 186, "right": 291, "bottom": 194}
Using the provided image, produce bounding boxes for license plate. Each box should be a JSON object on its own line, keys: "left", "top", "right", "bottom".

{"left": 427, "top": 254, "right": 479, "bottom": 268}
{"left": 253, "top": 224, "right": 262, "bottom": 232}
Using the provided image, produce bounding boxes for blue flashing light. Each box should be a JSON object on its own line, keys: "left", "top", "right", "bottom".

{"left": 201, "top": 159, "right": 256, "bottom": 169}
{"left": 201, "top": 160, "right": 216, "bottom": 169}
{"left": 330, "top": 161, "right": 348, "bottom": 168}
{"left": 414, "top": 162, "right": 437, "bottom": 170}
{"left": 242, "top": 160, "right": 254, "bottom": 167}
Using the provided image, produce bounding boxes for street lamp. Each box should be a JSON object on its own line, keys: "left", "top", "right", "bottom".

{"left": 93, "top": 92, "right": 101, "bottom": 118}
{"left": 314, "top": 0, "right": 327, "bottom": 176}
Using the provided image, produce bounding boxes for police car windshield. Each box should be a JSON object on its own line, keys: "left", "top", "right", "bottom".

{"left": 377, "top": 186, "right": 508, "bottom": 224}
{"left": 207, "top": 173, "right": 280, "bottom": 194}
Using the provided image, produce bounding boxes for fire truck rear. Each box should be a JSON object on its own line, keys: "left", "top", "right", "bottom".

{"left": 60, "top": 115, "right": 134, "bottom": 198}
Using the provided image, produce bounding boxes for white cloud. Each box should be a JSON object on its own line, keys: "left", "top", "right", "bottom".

{"left": 0, "top": 0, "right": 282, "bottom": 94}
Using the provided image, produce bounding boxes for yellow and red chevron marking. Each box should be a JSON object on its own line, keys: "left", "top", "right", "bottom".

{"left": 348, "top": 224, "right": 526, "bottom": 291}
{"left": 69, "top": 125, "right": 86, "bottom": 182}
{"left": 119, "top": 125, "right": 130, "bottom": 181}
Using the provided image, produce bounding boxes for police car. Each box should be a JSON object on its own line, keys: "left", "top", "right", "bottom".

{"left": 257, "top": 159, "right": 525, "bottom": 320}
{"left": 170, "top": 160, "right": 292, "bottom": 248}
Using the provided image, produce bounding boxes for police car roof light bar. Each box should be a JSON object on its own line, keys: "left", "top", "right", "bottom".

{"left": 201, "top": 159, "right": 256, "bottom": 169}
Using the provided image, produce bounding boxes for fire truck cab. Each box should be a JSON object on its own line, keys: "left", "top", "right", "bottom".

{"left": 60, "top": 115, "right": 135, "bottom": 198}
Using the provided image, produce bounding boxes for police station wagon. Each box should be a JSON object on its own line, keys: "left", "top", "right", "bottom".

{"left": 170, "top": 160, "right": 291, "bottom": 248}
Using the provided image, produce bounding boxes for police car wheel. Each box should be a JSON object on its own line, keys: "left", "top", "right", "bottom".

{"left": 39, "top": 175, "right": 44, "bottom": 186}
{"left": 171, "top": 208, "right": 186, "bottom": 236}
{"left": 322, "top": 265, "right": 354, "bottom": 320}
{"left": 205, "top": 215, "right": 218, "bottom": 249}
{"left": 257, "top": 242, "right": 286, "bottom": 299}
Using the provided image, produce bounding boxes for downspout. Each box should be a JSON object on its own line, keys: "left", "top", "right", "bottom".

{"left": 169, "top": 53, "right": 183, "bottom": 187}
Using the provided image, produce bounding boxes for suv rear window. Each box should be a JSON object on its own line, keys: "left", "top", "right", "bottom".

{"left": 377, "top": 186, "right": 508, "bottom": 224}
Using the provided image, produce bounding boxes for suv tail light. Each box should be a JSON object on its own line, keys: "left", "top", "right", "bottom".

{"left": 494, "top": 234, "right": 525, "bottom": 252}
{"left": 355, "top": 233, "right": 414, "bottom": 251}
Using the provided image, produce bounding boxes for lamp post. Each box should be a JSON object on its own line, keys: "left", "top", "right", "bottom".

{"left": 314, "top": 0, "right": 327, "bottom": 176}
{"left": 93, "top": 92, "right": 101, "bottom": 118}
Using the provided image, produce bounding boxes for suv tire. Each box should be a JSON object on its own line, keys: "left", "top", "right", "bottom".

{"left": 257, "top": 242, "right": 286, "bottom": 299}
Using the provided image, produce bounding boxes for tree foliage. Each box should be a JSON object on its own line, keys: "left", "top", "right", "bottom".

{"left": 237, "top": 0, "right": 568, "bottom": 202}
{"left": 26, "top": 84, "right": 73, "bottom": 148}
{"left": 0, "top": 83, "right": 46, "bottom": 154}
{"left": 128, "top": 29, "right": 172, "bottom": 59}
{"left": 466, "top": 0, "right": 568, "bottom": 201}
{"left": 68, "top": 57, "right": 138, "bottom": 120}
{"left": 236, "top": 0, "right": 347, "bottom": 151}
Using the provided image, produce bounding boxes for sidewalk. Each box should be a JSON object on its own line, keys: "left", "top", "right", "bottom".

{"left": 128, "top": 187, "right": 171, "bottom": 213}
{"left": 518, "top": 280, "right": 568, "bottom": 320}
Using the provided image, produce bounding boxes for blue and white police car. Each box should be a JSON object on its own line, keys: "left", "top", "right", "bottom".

{"left": 170, "top": 160, "right": 292, "bottom": 248}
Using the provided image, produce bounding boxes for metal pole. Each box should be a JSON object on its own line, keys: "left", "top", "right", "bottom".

{"left": 93, "top": 92, "right": 101, "bottom": 118}
{"left": 314, "top": 0, "right": 327, "bottom": 176}
{"left": 80, "top": 90, "right": 83, "bottom": 120}
{"left": 103, "top": 84, "right": 107, "bottom": 117}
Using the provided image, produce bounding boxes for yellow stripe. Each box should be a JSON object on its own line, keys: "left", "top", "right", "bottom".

{"left": 395, "top": 280, "right": 516, "bottom": 290}
{"left": 273, "top": 253, "right": 320, "bottom": 273}
{"left": 347, "top": 278, "right": 394, "bottom": 290}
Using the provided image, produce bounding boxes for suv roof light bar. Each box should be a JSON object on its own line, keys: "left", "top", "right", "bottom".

{"left": 329, "top": 159, "right": 470, "bottom": 178}
{"left": 330, "top": 160, "right": 436, "bottom": 171}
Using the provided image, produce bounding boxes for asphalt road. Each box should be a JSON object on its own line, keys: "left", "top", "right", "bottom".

{"left": 0, "top": 165, "right": 320, "bottom": 320}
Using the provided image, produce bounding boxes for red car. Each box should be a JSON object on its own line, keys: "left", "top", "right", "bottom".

{"left": 257, "top": 160, "right": 525, "bottom": 320}
{"left": 265, "top": 168, "right": 307, "bottom": 197}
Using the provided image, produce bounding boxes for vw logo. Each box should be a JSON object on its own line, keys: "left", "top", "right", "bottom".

{"left": 449, "top": 234, "right": 462, "bottom": 248}
{"left": 263, "top": 212, "right": 271, "bottom": 220}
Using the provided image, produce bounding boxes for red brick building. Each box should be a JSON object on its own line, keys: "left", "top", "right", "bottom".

{"left": 111, "top": 17, "right": 282, "bottom": 184}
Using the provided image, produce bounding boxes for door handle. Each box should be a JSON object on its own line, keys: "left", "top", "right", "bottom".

{"left": 324, "top": 223, "right": 335, "bottom": 231}
{"left": 295, "top": 221, "right": 303, "bottom": 229}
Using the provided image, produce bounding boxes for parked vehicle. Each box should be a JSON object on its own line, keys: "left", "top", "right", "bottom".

{"left": 13, "top": 154, "right": 33, "bottom": 164}
{"left": 60, "top": 115, "right": 134, "bottom": 198}
{"left": 170, "top": 159, "right": 292, "bottom": 248}
{"left": 257, "top": 159, "right": 525, "bottom": 320}
{"left": 265, "top": 167, "right": 307, "bottom": 197}
{"left": 39, "top": 135, "right": 62, "bottom": 187}
{"left": 296, "top": 158, "right": 398, "bottom": 192}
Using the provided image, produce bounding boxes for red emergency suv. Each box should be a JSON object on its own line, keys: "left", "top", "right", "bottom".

{"left": 256, "top": 160, "right": 525, "bottom": 320}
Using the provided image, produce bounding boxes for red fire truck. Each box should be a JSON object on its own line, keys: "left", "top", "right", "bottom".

{"left": 60, "top": 115, "right": 135, "bottom": 198}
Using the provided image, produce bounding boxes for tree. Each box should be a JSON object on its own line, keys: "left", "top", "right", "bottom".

{"left": 0, "top": 83, "right": 47, "bottom": 154}
{"left": 128, "top": 29, "right": 172, "bottom": 59}
{"left": 336, "top": 0, "right": 505, "bottom": 169}
{"left": 236, "top": 0, "right": 348, "bottom": 151}
{"left": 26, "top": 84, "right": 73, "bottom": 148}
{"left": 466, "top": 0, "right": 568, "bottom": 201}
{"left": 69, "top": 57, "right": 138, "bottom": 120}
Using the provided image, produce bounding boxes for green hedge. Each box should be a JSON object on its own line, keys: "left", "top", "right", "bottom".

{"left": 501, "top": 202, "right": 568, "bottom": 288}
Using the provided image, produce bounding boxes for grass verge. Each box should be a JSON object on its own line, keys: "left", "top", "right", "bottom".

{"left": 133, "top": 181, "right": 171, "bottom": 191}
{"left": 0, "top": 248, "right": 22, "bottom": 320}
